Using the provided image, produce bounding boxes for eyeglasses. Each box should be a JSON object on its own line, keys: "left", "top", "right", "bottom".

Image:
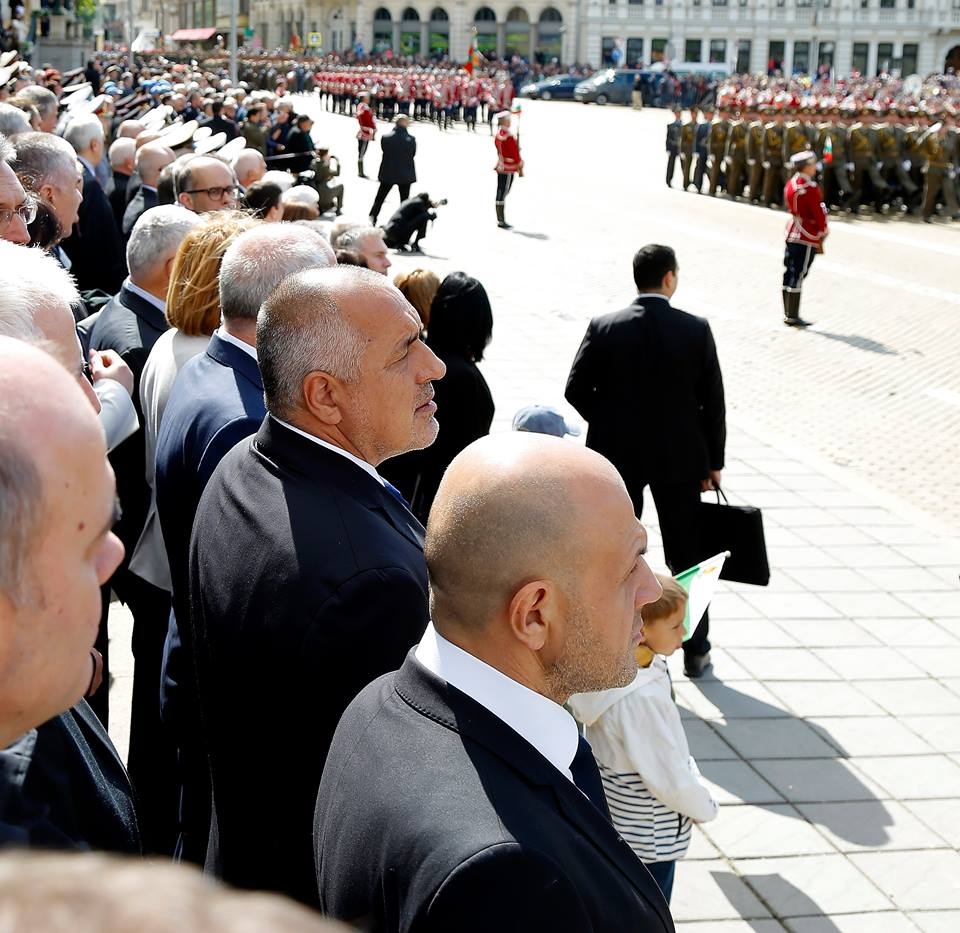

{"left": 0, "top": 199, "right": 38, "bottom": 228}
{"left": 184, "top": 185, "right": 239, "bottom": 200}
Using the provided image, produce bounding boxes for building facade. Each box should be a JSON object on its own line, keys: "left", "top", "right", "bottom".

{"left": 146, "top": 0, "right": 960, "bottom": 75}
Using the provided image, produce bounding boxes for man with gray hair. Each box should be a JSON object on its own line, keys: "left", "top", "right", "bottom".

{"left": 13, "top": 85, "right": 57, "bottom": 133}
{"left": 334, "top": 223, "right": 390, "bottom": 274}
{"left": 106, "top": 136, "right": 136, "bottom": 227}
{"left": 61, "top": 113, "right": 126, "bottom": 293}
{"left": 155, "top": 223, "right": 335, "bottom": 865}
{"left": 187, "top": 267, "right": 445, "bottom": 904}
{"left": 0, "top": 103, "right": 32, "bottom": 137}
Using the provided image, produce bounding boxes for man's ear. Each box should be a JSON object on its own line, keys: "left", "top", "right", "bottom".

{"left": 302, "top": 370, "right": 344, "bottom": 426}
{"left": 177, "top": 192, "right": 192, "bottom": 210}
{"left": 506, "top": 579, "right": 560, "bottom": 653}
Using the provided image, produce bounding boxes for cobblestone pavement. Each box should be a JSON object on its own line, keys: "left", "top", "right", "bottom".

{"left": 108, "top": 96, "right": 960, "bottom": 931}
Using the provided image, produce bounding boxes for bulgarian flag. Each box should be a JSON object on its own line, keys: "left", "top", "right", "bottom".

{"left": 465, "top": 29, "right": 484, "bottom": 74}
{"left": 675, "top": 552, "right": 729, "bottom": 641}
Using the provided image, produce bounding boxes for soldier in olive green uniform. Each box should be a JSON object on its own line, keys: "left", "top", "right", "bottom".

{"left": 919, "top": 120, "right": 960, "bottom": 222}
{"left": 848, "top": 110, "right": 890, "bottom": 210}
{"left": 746, "top": 109, "right": 767, "bottom": 203}
{"left": 680, "top": 106, "right": 699, "bottom": 190}
{"left": 900, "top": 110, "right": 927, "bottom": 211}
{"left": 877, "top": 115, "right": 918, "bottom": 207}
{"left": 725, "top": 108, "right": 749, "bottom": 200}
{"left": 782, "top": 110, "right": 813, "bottom": 173}
{"left": 707, "top": 109, "right": 730, "bottom": 196}
{"left": 761, "top": 110, "right": 787, "bottom": 206}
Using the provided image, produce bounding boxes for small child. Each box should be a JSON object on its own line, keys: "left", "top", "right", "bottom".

{"left": 568, "top": 573, "right": 719, "bottom": 904}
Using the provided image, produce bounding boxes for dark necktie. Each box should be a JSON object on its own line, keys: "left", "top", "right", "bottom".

{"left": 383, "top": 479, "right": 410, "bottom": 509}
{"left": 570, "top": 735, "right": 611, "bottom": 820}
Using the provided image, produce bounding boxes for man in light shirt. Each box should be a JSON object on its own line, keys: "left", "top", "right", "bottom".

{"left": 315, "top": 432, "right": 675, "bottom": 933}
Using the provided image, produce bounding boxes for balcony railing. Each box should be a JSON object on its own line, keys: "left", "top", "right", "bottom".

{"left": 606, "top": 4, "right": 934, "bottom": 27}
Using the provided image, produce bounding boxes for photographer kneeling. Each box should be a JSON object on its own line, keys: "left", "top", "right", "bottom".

{"left": 383, "top": 192, "right": 446, "bottom": 253}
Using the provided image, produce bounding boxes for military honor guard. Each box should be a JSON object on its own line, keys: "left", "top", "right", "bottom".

{"left": 782, "top": 150, "right": 828, "bottom": 328}
{"left": 356, "top": 91, "right": 377, "bottom": 178}
{"left": 494, "top": 110, "right": 523, "bottom": 229}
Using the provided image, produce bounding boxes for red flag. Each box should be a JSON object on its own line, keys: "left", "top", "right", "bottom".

{"left": 466, "top": 43, "right": 475, "bottom": 75}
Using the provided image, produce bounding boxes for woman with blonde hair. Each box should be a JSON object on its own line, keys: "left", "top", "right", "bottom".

{"left": 131, "top": 209, "right": 257, "bottom": 594}
{"left": 393, "top": 267, "right": 440, "bottom": 329}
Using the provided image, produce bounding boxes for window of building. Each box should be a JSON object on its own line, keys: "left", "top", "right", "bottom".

{"left": 626, "top": 37, "right": 645, "bottom": 66}
{"left": 860, "top": 0, "right": 868, "bottom": 8}
{"left": 793, "top": 40, "right": 810, "bottom": 73}
{"left": 767, "top": 39, "right": 785, "bottom": 73}
{"left": 712, "top": 0, "right": 728, "bottom": 6}
{"left": 907, "top": 0, "right": 915, "bottom": 7}
{"left": 739, "top": 0, "right": 748, "bottom": 7}
{"left": 709, "top": 39, "right": 727, "bottom": 63}
{"left": 901, "top": 42, "right": 918, "bottom": 74}
{"left": 628, "top": 0, "right": 643, "bottom": 4}
{"left": 651, "top": 37, "right": 668, "bottom": 61}
{"left": 877, "top": 41, "right": 893, "bottom": 72}
{"left": 796, "top": 0, "right": 812, "bottom": 7}
{"left": 685, "top": 39, "right": 703, "bottom": 61}
{"left": 602, "top": 36, "right": 618, "bottom": 65}
{"left": 474, "top": 7, "right": 496, "bottom": 20}
{"left": 692, "top": 0, "right": 702, "bottom": 7}
{"left": 879, "top": 0, "right": 894, "bottom": 6}
{"left": 851, "top": 42, "right": 868, "bottom": 74}
{"left": 736, "top": 38, "right": 751, "bottom": 72}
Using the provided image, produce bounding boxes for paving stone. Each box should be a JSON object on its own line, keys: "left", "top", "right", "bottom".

{"left": 855, "top": 680, "right": 960, "bottom": 717}
{"left": 683, "top": 719, "right": 739, "bottom": 761}
{"left": 671, "top": 860, "right": 773, "bottom": 922}
{"left": 829, "top": 508, "right": 899, "bottom": 527}
{"left": 711, "top": 592, "right": 767, "bottom": 620}
{"left": 892, "top": 590, "right": 960, "bottom": 619}
{"left": 675, "top": 680, "right": 792, "bottom": 721}
{"left": 811, "top": 647, "right": 928, "bottom": 681}
{"left": 742, "top": 593, "right": 843, "bottom": 621}
{"left": 899, "top": 716, "right": 960, "bottom": 754}
{"left": 858, "top": 565, "right": 958, "bottom": 591}
{"left": 785, "top": 913, "right": 919, "bottom": 932}
{"left": 720, "top": 719, "right": 839, "bottom": 760}
{"left": 806, "top": 716, "right": 934, "bottom": 758}
{"left": 771, "top": 547, "right": 846, "bottom": 569}
{"left": 900, "top": 647, "right": 960, "bottom": 679}
{"left": 677, "top": 923, "right": 785, "bottom": 932}
{"left": 908, "top": 911, "right": 960, "bottom": 933}
{"left": 731, "top": 649, "right": 841, "bottom": 681}
{"left": 701, "top": 803, "right": 834, "bottom": 859}
{"left": 708, "top": 618, "right": 801, "bottom": 648}
{"left": 698, "top": 760, "right": 786, "bottom": 805}
{"left": 750, "top": 758, "right": 889, "bottom": 805}
{"left": 849, "top": 850, "right": 960, "bottom": 911}
{"left": 797, "top": 800, "right": 951, "bottom": 853}
{"left": 822, "top": 546, "right": 917, "bottom": 569}
{"left": 764, "top": 681, "right": 887, "bottom": 718}
{"left": 852, "top": 755, "right": 960, "bottom": 801}
{"left": 903, "top": 798, "right": 960, "bottom": 848}
{"left": 893, "top": 546, "right": 960, "bottom": 569}
{"left": 819, "top": 591, "right": 918, "bottom": 619}
{"left": 783, "top": 567, "right": 877, "bottom": 591}
{"left": 859, "top": 618, "right": 960, "bottom": 647}
{"left": 686, "top": 824, "right": 723, "bottom": 861}
{"left": 787, "top": 620, "right": 881, "bottom": 648}
{"left": 736, "top": 854, "right": 893, "bottom": 916}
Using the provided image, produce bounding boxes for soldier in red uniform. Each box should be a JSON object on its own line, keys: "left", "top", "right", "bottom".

{"left": 494, "top": 111, "right": 523, "bottom": 229}
{"left": 782, "top": 150, "right": 828, "bottom": 327}
{"left": 356, "top": 91, "right": 377, "bottom": 178}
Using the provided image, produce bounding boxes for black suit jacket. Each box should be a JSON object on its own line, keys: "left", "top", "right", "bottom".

{"left": 565, "top": 295, "right": 725, "bottom": 500}
{"left": 315, "top": 655, "right": 675, "bottom": 933}
{"left": 284, "top": 126, "right": 316, "bottom": 173}
{"left": 189, "top": 417, "right": 430, "bottom": 905}
{"left": 61, "top": 163, "right": 126, "bottom": 295}
{"left": 378, "top": 127, "right": 417, "bottom": 185}
{"left": 0, "top": 701, "right": 140, "bottom": 855}
{"left": 106, "top": 170, "right": 131, "bottom": 228}
{"left": 198, "top": 114, "right": 238, "bottom": 141}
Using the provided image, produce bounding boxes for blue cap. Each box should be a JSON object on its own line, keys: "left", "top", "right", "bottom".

{"left": 512, "top": 405, "right": 581, "bottom": 438}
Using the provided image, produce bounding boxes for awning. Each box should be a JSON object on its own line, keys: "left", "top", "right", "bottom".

{"left": 170, "top": 27, "right": 218, "bottom": 42}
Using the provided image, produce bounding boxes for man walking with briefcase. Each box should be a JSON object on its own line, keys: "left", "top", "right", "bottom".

{"left": 566, "top": 244, "right": 727, "bottom": 678}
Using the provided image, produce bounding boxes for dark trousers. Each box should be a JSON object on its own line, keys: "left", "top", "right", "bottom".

{"left": 666, "top": 151, "right": 678, "bottom": 186}
{"left": 495, "top": 172, "right": 514, "bottom": 204}
{"left": 118, "top": 571, "right": 180, "bottom": 856}
{"left": 357, "top": 139, "right": 370, "bottom": 163}
{"left": 783, "top": 241, "right": 816, "bottom": 292}
{"left": 631, "top": 479, "right": 711, "bottom": 659}
{"left": 369, "top": 182, "right": 410, "bottom": 223}
{"left": 645, "top": 860, "right": 676, "bottom": 904}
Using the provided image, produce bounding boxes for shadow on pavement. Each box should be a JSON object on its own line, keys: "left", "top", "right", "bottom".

{"left": 808, "top": 330, "right": 898, "bottom": 355}
{"left": 685, "top": 679, "right": 893, "bottom": 847}
{"left": 714, "top": 870, "right": 843, "bottom": 930}
{"left": 509, "top": 230, "right": 549, "bottom": 240}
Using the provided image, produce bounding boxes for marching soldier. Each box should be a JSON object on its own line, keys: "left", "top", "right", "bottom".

{"left": 356, "top": 91, "right": 377, "bottom": 178}
{"left": 694, "top": 106, "right": 713, "bottom": 192}
{"left": 877, "top": 113, "right": 918, "bottom": 208}
{"left": 680, "top": 105, "right": 699, "bottom": 190}
{"left": 725, "top": 107, "right": 749, "bottom": 200}
{"left": 747, "top": 108, "right": 767, "bottom": 203}
{"left": 665, "top": 107, "right": 682, "bottom": 187}
{"left": 494, "top": 110, "right": 523, "bottom": 229}
{"left": 782, "top": 108, "right": 813, "bottom": 172}
{"left": 782, "top": 150, "right": 828, "bottom": 328}
{"left": 707, "top": 107, "right": 730, "bottom": 196}
{"left": 762, "top": 109, "right": 787, "bottom": 206}
{"left": 918, "top": 118, "right": 959, "bottom": 222}
{"left": 848, "top": 109, "right": 889, "bottom": 211}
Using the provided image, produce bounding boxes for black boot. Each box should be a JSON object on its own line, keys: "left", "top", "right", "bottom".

{"left": 496, "top": 204, "right": 511, "bottom": 229}
{"left": 783, "top": 288, "right": 812, "bottom": 327}
{"left": 357, "top": 160, "right": 367, "bottom": 178}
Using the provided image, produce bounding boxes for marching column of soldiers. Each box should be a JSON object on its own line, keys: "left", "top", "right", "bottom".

{"left": 666, "top": 103, "right": 960, "bottom": 223}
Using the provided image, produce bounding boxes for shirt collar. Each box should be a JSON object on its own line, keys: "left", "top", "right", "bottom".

{"left": 635, "top": 292, "right": 670, "bottom": 303}
{"left": 269, "top": 415, "right": 384, "bottom": 486}
{"left": 215, "top": 325, "right": 257, "bottom": 360}
{"left": 415, "top": 622, "right": 580, "bottom": 783}
{"left": 125, "top": 277, "right": 165, "bottom": 313}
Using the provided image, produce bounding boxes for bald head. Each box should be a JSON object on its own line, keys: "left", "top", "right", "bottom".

{"left": 108, "top": 136, "right": 136, "bottom": 174}
{"left": 117, "top": 119, "right": 146, "bottom": 139}
{"left": 232, "top": 148, "right": 266, "bottom": 189}
{"left": 135, "top": 142, "right": 175, "bottom": 186}
{"left": 426, "top": 433, "right": 661, "bottom": 702}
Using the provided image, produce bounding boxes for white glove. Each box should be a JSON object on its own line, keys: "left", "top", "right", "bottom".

{"left": 846, "top": 162, "right": 854, "bottom": 172}
{"left": 903, "top": 159, "right": 911, "bottom": 171}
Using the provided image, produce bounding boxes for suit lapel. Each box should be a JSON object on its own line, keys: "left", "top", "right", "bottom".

{"left": 394, "top": 656, "right": 673, "bottom": 928}
{"left": 205, "top": 332, "right": 263, "bottom": 391}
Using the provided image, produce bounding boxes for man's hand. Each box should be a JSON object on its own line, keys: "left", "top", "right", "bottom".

{"left": 90, "top": 349, "right": 134, "bottom": 396}
{"left": 701, "top": 470, "right": 722, "bottom": 493}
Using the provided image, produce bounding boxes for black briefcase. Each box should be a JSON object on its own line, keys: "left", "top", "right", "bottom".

{"left": 698, "top": 486, "right": 770, "bottom": 586}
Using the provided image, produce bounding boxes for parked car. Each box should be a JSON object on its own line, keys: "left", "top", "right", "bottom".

{"left": 519, "top": 74, "right": 582, "bottom": 101}
{"left": 574, "top": 69, "right": 643, "bottom": 106}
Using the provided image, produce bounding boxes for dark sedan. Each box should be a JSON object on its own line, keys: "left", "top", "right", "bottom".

{"left": 519, "top": 75, "right": 582, "bottom": 101}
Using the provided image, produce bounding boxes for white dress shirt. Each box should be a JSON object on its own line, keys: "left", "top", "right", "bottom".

{"left": 214, "top": 325, "right": 258, "bottom": 360}
{"left": 269, "top": 415, "right": 384, "bottom": 486}
{"left": 415, "top": 622, "right": 580, "bottom": 783}
{"left": 124, "top": 277, "right": 166, "bottom": 313}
